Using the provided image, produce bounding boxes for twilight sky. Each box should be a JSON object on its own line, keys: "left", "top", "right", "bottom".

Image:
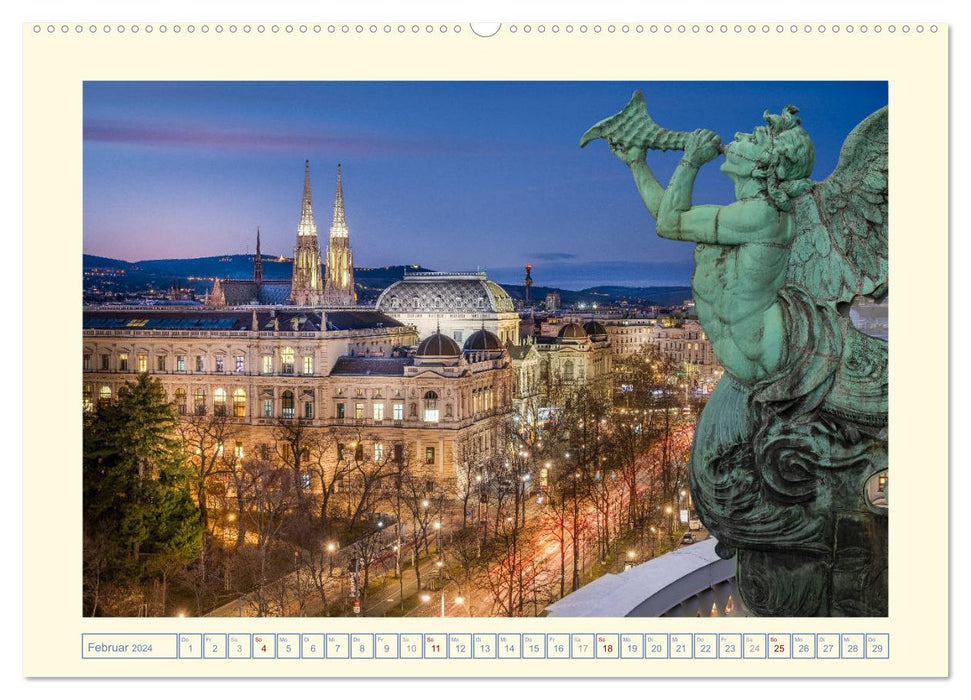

{"left": 83, "top": 81, "right": 887, "bottom": 289}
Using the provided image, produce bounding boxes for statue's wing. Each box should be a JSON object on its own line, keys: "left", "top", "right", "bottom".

{"left": 787, "top": 106, "right": 888, "bottom": 306}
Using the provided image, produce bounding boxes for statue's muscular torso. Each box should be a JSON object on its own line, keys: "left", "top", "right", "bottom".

{"left": 689, "top": 214, "right": 793, "bottom": 385}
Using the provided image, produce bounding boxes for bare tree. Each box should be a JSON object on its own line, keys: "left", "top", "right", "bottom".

{"left": 177, "top": 412, "right": 241, "bottom": 535}
{"left": 241, "top": 457, "right": 294, "bottom": 616}
{"left": 272, "top": 417, "right": 320, "bottom": 513}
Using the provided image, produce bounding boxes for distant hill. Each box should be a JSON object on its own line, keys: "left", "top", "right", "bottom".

{"left": 83, "top": 254, "right": 133, "bottom": 270}
{"left": 83, "top": 254, "right": 434, "bottom": 302}
{"left": 580, "top": 285, "right": 695, "bottom": 307}
{"left": 501, "top": 283, "right": 692, "bottom": 307}
{"left": 83, "top": 254, "right": 690, "bottom": 306}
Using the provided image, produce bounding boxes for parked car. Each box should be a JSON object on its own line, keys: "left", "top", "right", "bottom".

{"left": 680, "top": 532, "right": 696, "bottom": 545}
{"left": 688, "top": 518, "right": 702, "bottom": 531}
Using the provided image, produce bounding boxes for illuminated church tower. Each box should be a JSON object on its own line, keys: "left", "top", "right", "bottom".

{"left": 322, "top": 164, "right": 356, "bottom": 306}
{"left": 290, "top": 160, "right": 325, "bottom": 306}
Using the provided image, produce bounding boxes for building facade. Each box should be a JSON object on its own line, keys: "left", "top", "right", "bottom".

{"left": 506, "top": 321, "right": 614, "bottom": 417}
{"left": 82, "top": 308, "right": 512, "bottom": 491}
{"left": 601, "top": 318, "right": 659, "bottom": 357}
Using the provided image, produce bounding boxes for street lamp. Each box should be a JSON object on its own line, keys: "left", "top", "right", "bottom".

{"left": 327, "top": 542, "right": 337, "bottom": 575}
{"left": 421, "top": 589, "right": 455, "bottom": 617}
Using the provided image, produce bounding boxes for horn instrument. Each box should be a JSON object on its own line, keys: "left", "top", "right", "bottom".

{"left": 580, "top": 90, "right": 724, "bottom": 154}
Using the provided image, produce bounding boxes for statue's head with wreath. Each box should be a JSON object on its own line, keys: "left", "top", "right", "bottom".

{"left": 722, "top": 105, "right": 815, "bottom": 211}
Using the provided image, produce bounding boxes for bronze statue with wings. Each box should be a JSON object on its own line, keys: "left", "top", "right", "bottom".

{"left": 583, "top": 92, "right": 888, "bottom": 616}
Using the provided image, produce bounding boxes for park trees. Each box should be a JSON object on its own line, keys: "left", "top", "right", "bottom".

{"left": 83, "top": 373, "right": 202, "bottom": 616}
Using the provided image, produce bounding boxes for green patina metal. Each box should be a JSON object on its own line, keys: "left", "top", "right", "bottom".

{"left": 583, "top": 91, "right": 888, "bottom": 616}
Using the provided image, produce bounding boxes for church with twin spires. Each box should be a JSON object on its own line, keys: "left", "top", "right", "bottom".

{"left": 208, "top": 161, "right": 356, "bottom": 308}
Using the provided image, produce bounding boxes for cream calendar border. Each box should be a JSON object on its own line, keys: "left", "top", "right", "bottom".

{"left": 22, "top": 23, "right": 948, "bottom": 678}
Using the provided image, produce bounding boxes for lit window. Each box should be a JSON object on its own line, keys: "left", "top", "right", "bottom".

{"left": 83, "top": 385, "right": 93, "bottom": 412}
{"left": 215, "top": 356, "right": 225, "bottom": 372}
{"left": 262, "top": 355, "right": 273, "bottom": 374}
{"left": 175, "top": 388, "right": 187, "bottom": 414}
{"left": 233, "top": 388, "right": 246, "bottom": 417}
{"left": 355, "top": 403, "right": 365, "bottom": 419}
{"left": 281, "top": 390, "right": 294, "bottom": 419}
{"left": 423, "top": 391, "right": 439, "bottom": 422}
{"left": 303, "top": 356, "right": 314, "bottom": 374}
{"left": 374, "top": 443, "right": 384, "bottom": 461}
{"left": 425, "top": 446, "right": 435, "bottom": 465}
{"left": 156, "top": 355, "right": 166, "bottom": 372}
{"left": 99, "top": 385, "right": 111, "bottom": 406}
{"left": 83, "top": 354, "right": 91, "bottom": 371}
{"left": 301, "top": 474, "right": 311, "bottom": 490}
{"left": 373, "top": 403, "right": 384, "bottom": 421}
{"left": 263, "top": 399, "right": 273, "bottom": 417}
{"left": 118, "top": 353, "right": 129, "bottom": 371}
{"left": 281, "top": 347, "right": 294, "bottom": 374}
{"left": 195, "top": 355, "right": 205, "bottom": 372}
{"left": 234, "top": 442, "right": 244, "bottom": 459}
{"left": 235, "top": 355, "right": 245, "bottom": 373}
{"left": 176, "top": 355, "right": 186, "bottom": 372}
{"left": 304, "top": 401, "right": 314, "bottom": 419}
{"left": 213, "top": 388, "right": 227, "bottom": 416}
{"left": 216, "top": 441, "right": 224, "bottom": 458}
{"left": 194, "top": 388, "right": 207, "bottom": 416}
{"left": 137, "top": 354, "right": 147, "bottom": 373}
{"left": 393, "top": 403, "right": 404, "bottom": 421}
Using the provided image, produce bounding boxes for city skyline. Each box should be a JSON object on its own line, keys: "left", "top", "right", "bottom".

{"left": 84, "top": 81, "right": 887, "bottom": 289}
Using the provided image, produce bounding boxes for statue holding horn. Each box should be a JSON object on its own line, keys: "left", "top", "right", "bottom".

{"left": 583, "top": 91, "right": 889, "bottom": 616}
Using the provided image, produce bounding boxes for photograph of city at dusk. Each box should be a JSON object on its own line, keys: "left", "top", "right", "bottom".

{"left": 83, "top": 81, "right": 888, "bottom": 618}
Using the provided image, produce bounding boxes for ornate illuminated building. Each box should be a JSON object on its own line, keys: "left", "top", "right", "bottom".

{"left": 82, "top": 308, "right": 512, "bottom": 491}
{"left": 207, "top": 161, "right": 354, "bottom": 308}
{"left": 507, "top": 321, "right": 613, "bottom": 416}
{"left": 375, "top": 271, "right": 520, "bottom": 345}
{"left": 321, "top": 165, "right": 356, "bottom": 306}
{"left": 290, "top": 160, "right": 326, "bottom": 306}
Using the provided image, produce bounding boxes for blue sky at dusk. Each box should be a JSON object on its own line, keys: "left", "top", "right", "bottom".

{"left": 84, "top": 81, "right": 887, "bottom": 289}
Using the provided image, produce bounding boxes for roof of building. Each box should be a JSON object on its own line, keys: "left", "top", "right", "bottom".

{"left": 558, "top": 322, "right": 587, "bottom": 341}
{"left": 545, "top": 538, "right": 736, "bottom": 617}
{"left": 218, "top": 279, "right": 293, "bottom": 306}
{"left": 415, "top": 332, "right": 462, "bottom": 357}
{"left": 330, "top": 356, "right": 414, "bottom": 376}
{"left": 583, "top": 320, "right": 608, "bottom": 337}
{"left": 505, "top": 341, "right": 538, "bottom": 361}
{"left": 375, "top": 271, "right": 516, "bottom": 314}
{"left": 324, "top": 311, "right": 405, "bottom": 331}
{"left": 82, "top": 308, "right": 404, "bottom": 333}
{"left": 464, "top": 328, "right": 503, "bottom": 352}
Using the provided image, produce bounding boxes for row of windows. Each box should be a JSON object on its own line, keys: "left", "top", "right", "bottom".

{"left": 86, "top": 385, "right": 480, "bottom": 425}
{"left": 334, "top": 402, "right": 407, "bottom": 421}
{"left": 84, "top": 349, "right": 314, "bottom": 375}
